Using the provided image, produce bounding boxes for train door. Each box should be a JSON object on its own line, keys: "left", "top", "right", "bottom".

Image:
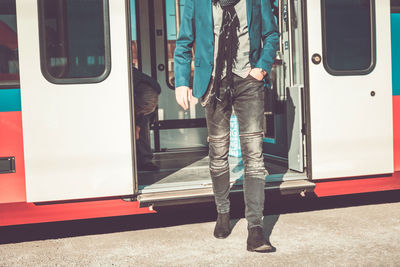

{"left": 306, "top": 0, "right": 394, "bottom": 179}
{"left": 263, "top": 0, "right": 306, "bottom": 174}
{"left": 16, "top": 0, "right": 136, "bottom": 202}
{"left": 135, "top": 0, "right": 207, "bottom": 152}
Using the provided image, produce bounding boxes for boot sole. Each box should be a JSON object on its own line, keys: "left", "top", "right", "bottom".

{"left": 247, "top": 244, "right": 276, "bottom": 253}
{"left": 213, "top": 231, "right": 231, "bottom": 239}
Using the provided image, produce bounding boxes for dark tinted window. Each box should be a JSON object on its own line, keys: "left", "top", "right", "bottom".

{"left": 38, "top": 0, "right": 110, "bottom": 83}
{"left": 0, "top": 0, "right": 19, "bottom": 87}
{"left": 322, "top": 0, "right": 375, "bottom": 74}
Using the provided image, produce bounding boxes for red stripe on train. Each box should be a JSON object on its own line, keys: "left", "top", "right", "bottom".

{"left": 314, "top": 172, "right": 400, "bottom": 197}
{"left": 393, "top": 95, "right": 400, "bottom": 172}
{"left": 0, "top": 111, "right": 26, "bottom": 203}
{"left": 0, "top": 199, "right": 154, "bottom": 227}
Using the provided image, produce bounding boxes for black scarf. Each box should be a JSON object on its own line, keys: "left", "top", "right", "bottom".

{"left": 211, "top": 0, "right": 240, "bottom": 110}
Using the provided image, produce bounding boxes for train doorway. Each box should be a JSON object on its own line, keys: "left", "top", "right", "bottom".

{"left": 131, "top": 0, "right": 312, "bottom": 205}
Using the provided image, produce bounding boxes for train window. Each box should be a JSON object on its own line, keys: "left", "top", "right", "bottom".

{"left": 0, "top": 0, "right": 19, "bottom": 88}
{"left": 165, "top": 0, "right": 194, "bottom": 89}
{"left": 38, "top": 0, "right": 110, "bottom": 84}
{"left": 322, "top": 0, "right": 376, "bottom": 75}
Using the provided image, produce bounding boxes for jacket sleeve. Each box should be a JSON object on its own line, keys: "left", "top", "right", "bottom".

{"left": 255, "top": 0, "right": 280, "bottom": 74}
{"left": 173, "top": 0, "right": 195, "bottom": 88}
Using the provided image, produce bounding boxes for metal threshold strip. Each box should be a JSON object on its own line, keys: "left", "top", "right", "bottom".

{"left": 138, "top": 179, "right": 315, "bottom": 208}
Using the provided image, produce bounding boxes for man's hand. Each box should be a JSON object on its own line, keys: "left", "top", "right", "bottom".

{"left": 175, "top": 86, "right": 192, "bottom": 110}
{"left": 249, "top": 68, "right": 267, "bottom": 81}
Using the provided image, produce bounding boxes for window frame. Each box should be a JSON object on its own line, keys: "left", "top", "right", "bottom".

{"left": 37, "top": 0, "right": 111, "bottom": 84}
{"left": 321, "top": 0, "right": 376, "bottom": 76}
{"left": 0, "top": 80, "right": 19, "bottom": 90}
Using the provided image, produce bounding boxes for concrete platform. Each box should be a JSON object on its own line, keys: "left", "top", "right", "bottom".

{"left": 1, "top": 191, "right": 400, "bottom": 266}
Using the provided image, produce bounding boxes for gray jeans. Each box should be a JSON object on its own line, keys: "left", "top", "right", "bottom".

{"left": 205, "top": 74, "right": 268, "bottom": 229}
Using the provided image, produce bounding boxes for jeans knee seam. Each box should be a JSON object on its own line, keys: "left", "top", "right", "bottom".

{"left": 239, "top": 131, "right": 264, "bottom": 137}
{"left": 208, "top": 132, "right": 230, "bottom": 143}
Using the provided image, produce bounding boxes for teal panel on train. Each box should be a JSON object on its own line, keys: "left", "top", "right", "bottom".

{"left": 0, "top": 89, "right": 21, "bottom": 112}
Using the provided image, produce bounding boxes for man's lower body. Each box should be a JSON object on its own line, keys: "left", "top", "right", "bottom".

{"left": 204, "top": 74, "right": 275, "bottom": 252}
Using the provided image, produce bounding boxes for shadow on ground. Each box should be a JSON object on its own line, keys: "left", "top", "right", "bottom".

{"left": 1, "top": 190, "right": 400, "bottom": 244}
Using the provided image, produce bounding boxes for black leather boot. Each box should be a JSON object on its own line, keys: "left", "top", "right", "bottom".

{"left": 247, "top": 226, "right": 276, "bottom": 253}
{"left": 213, "top": 213, "right": 231, "bottom": 239}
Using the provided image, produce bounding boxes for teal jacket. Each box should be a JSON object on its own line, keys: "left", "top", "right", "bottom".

{"left": 174, "top": 0, "right": 280, "bottom": 99}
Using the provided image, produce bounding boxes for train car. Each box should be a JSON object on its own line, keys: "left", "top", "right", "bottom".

{"left": 0, "top": 0, "right": 399, "bottom": 227}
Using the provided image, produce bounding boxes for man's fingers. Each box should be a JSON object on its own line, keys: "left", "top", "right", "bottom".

{"left": 180, "top": 88, "right": 187, "bottom": 110}
{"left": 175, "top": 92, "right": 181, "bottom": 108}
{"left": 182, "top": 92, "right": 188, "bottom": 110}
{"left": 189, "top": 89, "right": 193, "bottom": 103}
{"left": 175, "top": 88, "right": 183, "bottom": 109}
{"left": 249, "top": 68, "right": 266, "bottom": 81}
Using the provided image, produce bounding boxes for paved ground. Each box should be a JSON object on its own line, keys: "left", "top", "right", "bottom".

{"left": 1, "top": 191, "right": 400, "bottom": 266}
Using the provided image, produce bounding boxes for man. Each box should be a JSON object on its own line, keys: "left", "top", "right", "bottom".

{"left": 133, "top": 66, "right": 161, "bottom": 171}
{"left": 174, "top": 0, "right": 279, "bottom": 252}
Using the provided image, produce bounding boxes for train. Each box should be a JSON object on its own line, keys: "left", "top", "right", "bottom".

{"left": 0, "top": 0, "right": 399, "bottom": 227}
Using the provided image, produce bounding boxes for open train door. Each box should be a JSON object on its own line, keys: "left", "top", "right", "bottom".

{"left": 306, "top": 0, "right": 394, "bottom": 179}
{"left": 16, "top": 0, "right": 136, "bottom": 202}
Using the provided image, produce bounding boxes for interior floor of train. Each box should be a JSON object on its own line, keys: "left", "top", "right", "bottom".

{"left": 138, "top": 150, "right": 306, "bottom": 193}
